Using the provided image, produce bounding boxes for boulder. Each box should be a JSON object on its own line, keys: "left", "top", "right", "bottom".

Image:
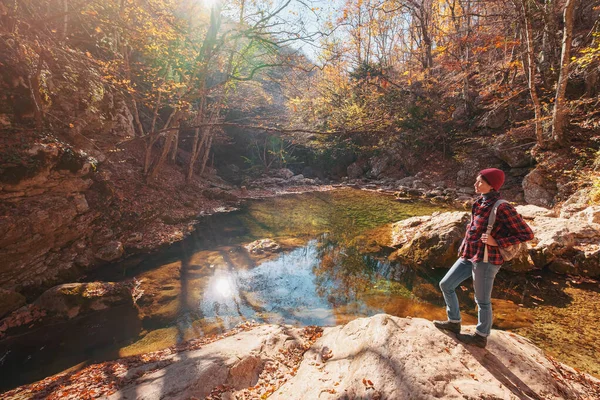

{"left": 528, "top": 216, "right": 600, "bottom": 276}
{"left": 271, "top": 316, "right": 599, "bottom": 400}
{"left": 95, "top": 240, "right": 124, "bottom": 261}
{"left": 480, "top": 106, "right": 509, "bottom": 129}
{"left": 523, "top": 167, "right": 558, "bottom": 207}
{"left": 390, "top": 211, "right": 470, "bottom": 269}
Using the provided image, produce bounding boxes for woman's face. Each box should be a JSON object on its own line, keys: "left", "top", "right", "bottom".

{"left": 474, "top": 175, "right": 493, "bottom": 194}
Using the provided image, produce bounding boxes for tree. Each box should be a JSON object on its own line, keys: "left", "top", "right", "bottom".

{"left": 552, "top": 0, "right": 576, "bottom": 146}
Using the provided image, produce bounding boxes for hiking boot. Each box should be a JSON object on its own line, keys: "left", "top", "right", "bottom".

{"left": 456, "top": 333, "right": 487, "bottom": 348}
{"left": 433, "top": 320, "right": 461, "bottom": 334}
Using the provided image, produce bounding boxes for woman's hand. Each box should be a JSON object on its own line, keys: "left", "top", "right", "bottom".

{"left": 481, "top": 234, "right": 498, "bottom": 246}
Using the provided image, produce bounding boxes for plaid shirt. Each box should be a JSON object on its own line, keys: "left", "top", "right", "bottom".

{"left": 458, "top": 191, "right": 534, "bottom": 265}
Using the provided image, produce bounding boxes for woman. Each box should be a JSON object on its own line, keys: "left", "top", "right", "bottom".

{"left": 433, "top": 168, "right": 534, "bottom": 348}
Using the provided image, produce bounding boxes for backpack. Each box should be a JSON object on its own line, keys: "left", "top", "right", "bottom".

{"left": 482, "top": 200, "right": 529, "bottom": 263}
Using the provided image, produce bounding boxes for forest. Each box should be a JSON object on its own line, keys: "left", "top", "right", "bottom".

{"left": 1, "top": 0, "right": 600, "bottom": 398}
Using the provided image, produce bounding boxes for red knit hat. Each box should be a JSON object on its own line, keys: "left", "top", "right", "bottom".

{"left": 479, "top": 168, "right": 505, "bottom": 191}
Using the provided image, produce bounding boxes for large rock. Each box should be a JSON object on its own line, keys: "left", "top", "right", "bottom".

{"left": 0, "top": 144, "right": 97, "bottom": 289}
{"left": 272, "top": 315, "right": 599, "bottom": 400}
{"left": 244, "top": 238, "right": 281, "bottom": 254}
{"left": 480, "top": 106, "right": 509, "bottom": 129}
{"left": 390, "top": 211, "right": 470, "bottom": 269}
{"left": 523, "top": 167, "right": 558, "bottom": 207}
{"left": 528, "top": 216, "right": 600, "bottom": 276}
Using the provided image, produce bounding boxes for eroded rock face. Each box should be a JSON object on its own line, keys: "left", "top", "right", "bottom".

{"left": 0, "top": 144, "right": 99, "bottom": 290}
{"left": 390, "top": 211, "right": 470, "bottom": 269}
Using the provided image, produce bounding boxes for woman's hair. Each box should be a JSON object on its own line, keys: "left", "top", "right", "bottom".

{"left": 478, "top": 174, "right": 496, "bottom": 191}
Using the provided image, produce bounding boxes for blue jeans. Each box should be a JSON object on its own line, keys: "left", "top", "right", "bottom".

{"left": 439, "top": 258, "right": 501, "bottom": 337}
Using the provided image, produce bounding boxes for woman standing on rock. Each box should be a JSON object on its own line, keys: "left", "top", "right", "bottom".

{"left": 433, "top": 168, "right": 534, "bottom": 348}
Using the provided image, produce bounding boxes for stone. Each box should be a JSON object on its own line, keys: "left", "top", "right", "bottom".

{"left": 289, "top": 174, "right": 305, "bottom": 182}
{"left": 522, "top": 167, "right": 558, "bottom": 207}
{"left": 390, "top": 211, "right": 470, "bottom": 269}
{"left": 0, "top": 288, "right": 26, "bottom": 319}
{"left": 96, "top": 241, "right": 124, "bottom": 262}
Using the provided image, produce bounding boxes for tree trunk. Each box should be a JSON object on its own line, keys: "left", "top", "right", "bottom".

{"left": 199, "top": 131, "right": 214, "bottom": 176}
{"left": 62, "top": 0, "right": 68, "bottom": 40}
{"left": 29, "top": 53, "right": 44, "bottom": 131}
{"left": 186, "top": 2, "right": 222, "bottom": 182}
{"left": 520, "top": 0, "right": 544, "bottom": 146}
{"left": 149, "top": 132, "right": 176, "bottom": 180}
{"left": 552, "top": 0, "right": 576, "bottom": 146}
